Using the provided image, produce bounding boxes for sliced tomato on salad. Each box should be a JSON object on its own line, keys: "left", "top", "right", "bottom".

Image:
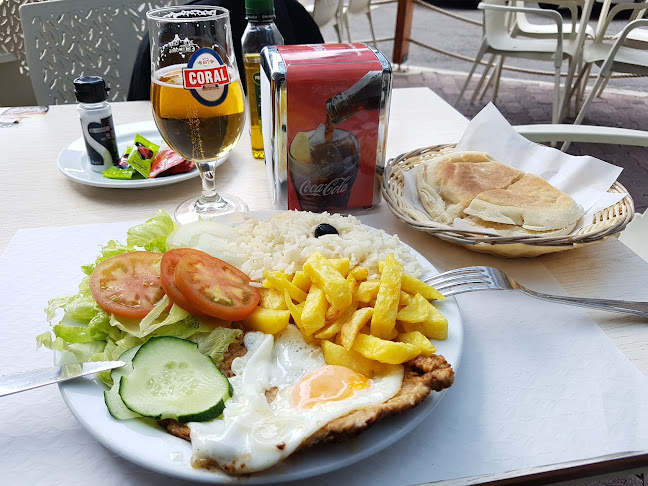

{"left": 174, "top": 251, "right": 260, "bottom": 321}
{"left": 160, "top": 248, "right": 211, "bottom": 317}
{"left": 89, "top": 251, "right": 166, "bottom": 319}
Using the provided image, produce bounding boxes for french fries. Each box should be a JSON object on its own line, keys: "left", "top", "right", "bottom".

{"left": 258, "top": 252, "right": 448, "bottom": 374}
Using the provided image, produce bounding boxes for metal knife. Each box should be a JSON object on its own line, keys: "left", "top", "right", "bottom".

{"left": 0, "top": 361, "right": 125, "bottom": 397}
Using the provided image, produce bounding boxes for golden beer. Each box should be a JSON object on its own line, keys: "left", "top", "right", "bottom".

{"left": 151, "top": 66, "right": 245, "bottom": 163}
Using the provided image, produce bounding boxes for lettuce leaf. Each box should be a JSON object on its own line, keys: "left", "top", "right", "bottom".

{"left": 36, "top": 332, "right": 105, "bottom": 363}
{"left": 81, "top": 240, "right": 134, "bottom": 275}
{"left": 193, "top": 327, "right": 242, "bottom": 365}
{"left": 109, "top": 296, "right": 193, "bottom": 338}
{"left": 126, "top": 210, "right": 176, "bottom": 251}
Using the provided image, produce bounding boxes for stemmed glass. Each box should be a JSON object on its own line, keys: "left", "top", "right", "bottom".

{"left": 147, "top": 6, "right": 247, "bottom": 224}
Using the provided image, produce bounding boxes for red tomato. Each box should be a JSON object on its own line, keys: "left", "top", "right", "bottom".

{"left": 160, "top": 249, "right": 210, "bottom": 317}
{"left": 174, "top": 251, "right": 260, "bottom": 321}
{"left": 89, "top": 252, "right": 165, "bottom": 319}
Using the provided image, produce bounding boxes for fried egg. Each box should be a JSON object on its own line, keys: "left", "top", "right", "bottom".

{"left": 188, "top": 325, "right": 404, "bottom": 474}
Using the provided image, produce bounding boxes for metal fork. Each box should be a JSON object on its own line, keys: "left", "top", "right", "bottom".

{"left": 424, "top": 266, "right": 648, "bottom": 318}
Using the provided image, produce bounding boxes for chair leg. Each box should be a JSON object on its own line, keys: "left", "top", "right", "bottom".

{"left": 561, "top": 70, "right": 609, "bottom": 151}
{"left": 558, "top": 59, "right": 578, "bottom": 123}
{"left": 334, "top": 21, "right": 343, "bottom": 42}
{"left": 596, "top": 76, "right": 611, "bottom": 98}
{"left": 573, "top": 63, "right": 592, "bottom": 113}
{"left": 491, "top": 56, "right": 505, "bottom": 104}
{"left": 552, "top": 63, "right": 562, "bottom": 124}
{"left": 366, "top": 10, "right": 378, "bottom": 46}
{"left": 344, "top": 12, "right": 351, "bottom": 42}
{"left": 455, "top": 41, "right": 488, "bottom": 108}
{"left": 472, "top": 54, "right": 497, "bottom": 103}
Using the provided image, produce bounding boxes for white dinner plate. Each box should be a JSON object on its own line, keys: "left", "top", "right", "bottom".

{"left": 56, "top": 121, "right": 199, "bottom": 189}
{"left": 59, "top": 211, "right": 464, "bottom": 484}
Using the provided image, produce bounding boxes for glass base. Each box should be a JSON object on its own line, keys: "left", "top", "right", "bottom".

{"left": 174, "top": 193, "right": 248, "bottom": 225}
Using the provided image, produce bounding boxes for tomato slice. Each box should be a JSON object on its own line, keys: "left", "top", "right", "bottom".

{"left": 160, "top": 249, "right": 211, "bottom": 317}
{"left": 89, "top": 251, "right": 165, "bottom": 319}
{"left": 174, "top": 251, "right": 260, "bottom": 321}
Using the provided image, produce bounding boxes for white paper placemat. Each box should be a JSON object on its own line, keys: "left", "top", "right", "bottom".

{"left": 2, "top": 221, "right": 648, "bottom": 486}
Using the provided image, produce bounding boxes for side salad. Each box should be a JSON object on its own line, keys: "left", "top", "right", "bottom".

{"left": 36, "top": 210, "right": 247, "bottom": 388}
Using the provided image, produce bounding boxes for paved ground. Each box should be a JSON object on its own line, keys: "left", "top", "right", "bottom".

{"left": 317, "top": 1, "right": 648, "bottom": 212}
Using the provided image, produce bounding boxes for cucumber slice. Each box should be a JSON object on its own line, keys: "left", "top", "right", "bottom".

{"left": 119, "top": 336, "right": 232, "bottom": 423}
{"left": 104, "top": 345, "right": 141, "bottom": 420}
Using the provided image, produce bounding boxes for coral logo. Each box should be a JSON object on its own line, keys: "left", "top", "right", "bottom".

{"left": 183, "top": 48, "right": 230, "bottom": 107}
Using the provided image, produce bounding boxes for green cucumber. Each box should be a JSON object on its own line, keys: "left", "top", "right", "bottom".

{"left": 119, "top": 336, "right": 232, "bottom": 423}
{"left": 104, "top": 345, "right": 142, "bottom": 420}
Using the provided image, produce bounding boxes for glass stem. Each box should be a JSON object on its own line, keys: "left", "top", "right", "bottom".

{"left": 196, "top": 162, "right": 228, "bottom": 212}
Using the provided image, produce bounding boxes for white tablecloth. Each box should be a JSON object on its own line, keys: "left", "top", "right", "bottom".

{"left": 2, "top": 218, "right": 648, "bottom": 485}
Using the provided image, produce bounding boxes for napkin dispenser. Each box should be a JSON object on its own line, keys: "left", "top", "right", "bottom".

{"left": 260, "top": 43, "right": 392, "bottom": 212}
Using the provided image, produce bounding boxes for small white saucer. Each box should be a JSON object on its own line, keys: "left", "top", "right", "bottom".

{"left": 57, "top": 121, "right": 199, "bottom": 189}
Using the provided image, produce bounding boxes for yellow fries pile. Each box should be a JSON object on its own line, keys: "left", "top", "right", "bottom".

{"left": 241, "top": 251, "right": 448, "bottom": 377}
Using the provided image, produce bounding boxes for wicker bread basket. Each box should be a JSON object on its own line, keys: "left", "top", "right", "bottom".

{"left": 381, "top": 145, "right": 635, "bottom": 258}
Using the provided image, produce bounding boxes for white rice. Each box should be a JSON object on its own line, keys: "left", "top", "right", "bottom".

{"left": 231, "top": 211, "right": 423, "bottom": 282}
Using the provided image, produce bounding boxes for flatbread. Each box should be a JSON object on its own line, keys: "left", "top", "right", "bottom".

{"left": 415, "top": 151, "right": 584, "bottom": 235}
{"left": 463, "top": 173, "right": 584, "bottom": 231}
{"left": 462, "top": 215, "right": 577, "bottom": 237}
{"left": 416, "top": 151, "right": 523, "bottom": 223}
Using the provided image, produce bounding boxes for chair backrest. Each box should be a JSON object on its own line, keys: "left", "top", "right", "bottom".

{"left": 511, "top": 0, "right": 586, "bottom": 39}
{"left": 19, "top": 0, "right": 178, "bottom": 105}
{"left": 480, "top": 0, "right": 592, "bottom": 53}
{"left": 594, "top": 0, "right": 648, "bottom": 42}
{"left": 347, "top": 0, "right": 371, "bottom": 15}
{"left": 311, "top": 0, "right": 342, "bottom": 28}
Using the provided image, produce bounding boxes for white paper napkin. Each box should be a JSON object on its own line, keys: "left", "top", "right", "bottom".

{"left": 402, "top": 103, "right": 626, "bottom": 234}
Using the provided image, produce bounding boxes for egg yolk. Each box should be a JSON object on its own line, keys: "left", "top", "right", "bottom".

{"left": 291, "top": 365, "right": 370, "bottom": 409}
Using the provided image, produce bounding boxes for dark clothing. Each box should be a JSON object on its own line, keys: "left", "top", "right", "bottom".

{"left": 127, "top": 0, "right": 324, "bottom": 101}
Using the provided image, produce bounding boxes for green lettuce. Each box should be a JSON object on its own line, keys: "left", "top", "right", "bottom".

{"left": 126, "top": 210, "right": 177, "bottom": 252}
{"left": 36, "top": 332, "right": 105, "bottom": 363}
{"left": 81, "top": 240, "right": 134, "bottom": 275}
{"left": 194, "top": 327, "right": 243, "bottom": 365}
{"left": 38, "top": 210, "right": 244, "bottom": 387}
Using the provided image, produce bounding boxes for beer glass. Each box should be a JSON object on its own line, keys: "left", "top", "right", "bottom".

{"left": 147, "top": 6, "right": 246, "bottom": 223}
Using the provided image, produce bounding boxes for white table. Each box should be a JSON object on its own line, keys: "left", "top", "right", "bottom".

{"left": 2, "top": 87, "right": 648, "bottom": 485}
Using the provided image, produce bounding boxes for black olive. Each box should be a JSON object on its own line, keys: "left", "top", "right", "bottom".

{"left": 314, "top": 223, "right": 339, "bottom": 238}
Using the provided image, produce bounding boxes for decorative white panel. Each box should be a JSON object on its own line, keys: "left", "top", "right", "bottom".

{"left": 19, "top": 0, "right": 179, "bottom": 105}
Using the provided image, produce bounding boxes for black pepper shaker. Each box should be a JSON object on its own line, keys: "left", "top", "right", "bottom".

{"left": 74, "top": 76, "right": 120, "bottom": 173}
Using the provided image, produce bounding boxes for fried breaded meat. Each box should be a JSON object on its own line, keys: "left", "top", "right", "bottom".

{"left": 159, "top": 344, "right": 454, "bottom": 447}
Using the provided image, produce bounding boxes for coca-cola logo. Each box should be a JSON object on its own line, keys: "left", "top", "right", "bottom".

{"left": 299, "top": 176, "right": 352, "bottom": 196}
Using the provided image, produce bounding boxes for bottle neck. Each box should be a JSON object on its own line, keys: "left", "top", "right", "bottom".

{"left": 246, "top": 13, "right": 276, "bottom": 24}
{"left": 78, "top": 100, "right": 110, "bottom": 110}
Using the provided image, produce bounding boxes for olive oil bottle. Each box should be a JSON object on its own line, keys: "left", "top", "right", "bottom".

{"left": 241, "top": 0, "right": 284, "bottom": 160}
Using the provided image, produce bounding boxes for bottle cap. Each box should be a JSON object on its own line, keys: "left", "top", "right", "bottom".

{"left": 245, "top": 0, "right": 275, "bottom": 21}
{"left": 73, "top": 76, "right": 111, "bottom": 103}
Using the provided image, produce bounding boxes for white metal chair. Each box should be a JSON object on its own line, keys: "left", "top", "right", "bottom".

{"left": 305, "top": 0, "right": 344, "bottom": 42}
{"left": 456, "top": 0, "right": 594, "bottom": 124}
{"left": 581, "top": 0, "right": 648, "bottom": 98}
{"left": 514, "top": 122, "right": 648, "bottom": 147}
{"left": 473, "top": 1, "right": 596, "bottom": 109}
{"left": 511, "top": 0, "right": 595, "bottom": 39}
{"left": 19, "top": 0, "right": 176, "bottom": 105}
{"left": 340, "top": 0, "right": 378, "bottom": 46}
{"left": 564, "top": 5, "right": 648, "bottom": 149}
